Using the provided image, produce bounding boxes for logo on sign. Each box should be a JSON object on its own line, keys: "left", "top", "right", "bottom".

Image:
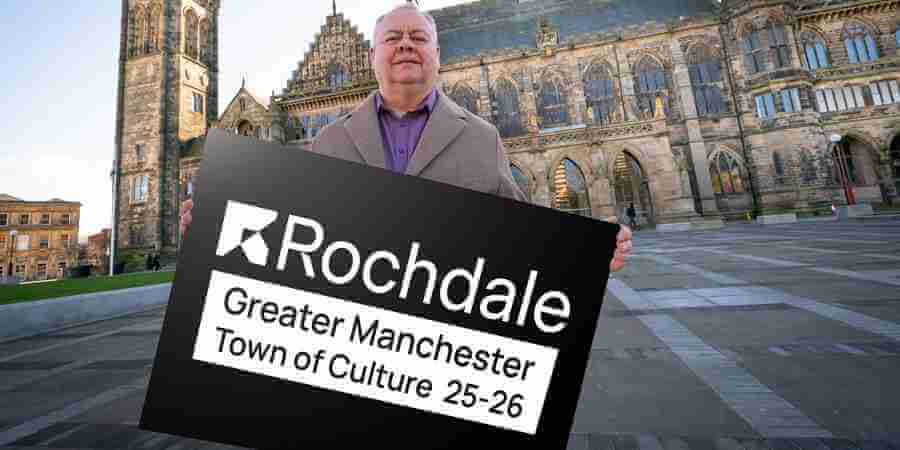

{"left": 215, "top": 200, "right": 278, "bottom": 266}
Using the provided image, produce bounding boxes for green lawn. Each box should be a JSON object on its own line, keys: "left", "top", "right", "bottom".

{"left": 0, "top": 271, "right": 175, "bottom": 305}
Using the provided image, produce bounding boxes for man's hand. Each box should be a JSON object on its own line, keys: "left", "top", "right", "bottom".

{"left": 179, "top": 199, "right": 193, "bottom": 237}
{"left": 610, "top": 224, "right": 632, "bottom": 273}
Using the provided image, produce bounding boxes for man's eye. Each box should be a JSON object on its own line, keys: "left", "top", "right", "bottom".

{"left": 413, "top": 37, "right": 427, "bottom": 43}
{"left": 385, "top": 36, "right": 399, "bottom": 42}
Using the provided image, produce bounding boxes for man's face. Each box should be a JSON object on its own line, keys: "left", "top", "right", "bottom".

{"left": 370, "top": 9, "right": 440, "bottom": 92}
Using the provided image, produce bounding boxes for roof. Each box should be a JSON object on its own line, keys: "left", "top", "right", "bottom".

{"left": 0, "top": 194, "right": 23, "bottom": 202}
{"left": 431, "top": 0, "right": 720, "bottom": 64}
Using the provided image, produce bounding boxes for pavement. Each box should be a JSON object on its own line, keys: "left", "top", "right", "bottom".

{"left": 1, "top": 219, "right": 899, "bottom": 449}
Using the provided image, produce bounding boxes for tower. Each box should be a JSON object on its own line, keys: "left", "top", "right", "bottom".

{"left": 113, "top": 0, "right": 220, "bottom": 267}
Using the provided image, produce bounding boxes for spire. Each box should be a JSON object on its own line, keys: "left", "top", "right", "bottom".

{"left": 332, "top": 0, "right": 336, "bottom": 16}
{"left": 241, "top": 76, "right": 246, "bottom": 89}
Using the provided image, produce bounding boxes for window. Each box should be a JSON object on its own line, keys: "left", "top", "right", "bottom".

{"left": 60, "top": 234, "right": 70, "bottom": 248}
{"left": 131, "top": 174, "right": 149, "bottom": 203}
{"left": 871, "top": 80, "right": 900, "bottom": 106}
{"left": 0, "top": 213, "right": 7, "bottom": 226}
{"left": 199, "top": 19, "right": 209, "bottom": 63}
{"left": 742, "top": 30, "right": 764, "bottom": 74}
{"left": 768, "top": 25, "right": 791, "bottom": 69}
{"left": 510, "top": 165, "right": 531, "bottom": 201}
{"left": 239, "top": 98, "right": 247, "bottom": 112}
{"left": 896, "top": 29, "right": 900, "bottom": 50}
{"left": 40, "top": 214, "right": 50, "bottom": 225}
{"left": 800, "top": 32, "right": 830, "bottom": 70}
{"left": 193, "top": 93, "right": 204, "bottom": 113}
{"left": 39, "top": 235, "right": 49, "bottom": 249}
{"left": 755, "top": 93, "right": 776, "bottom": 119}
{"left": 16, "top": 234, "right": 30, "bottom": 251}
{"left": 843, "top": 23, "right": 879, "bottom": 63}
{"left": 146, "top": 4, "right": 161, "bottom": 53}
{"left": 327, "top": 64, "right": 347, "bottom": 90}
{"left": 492, "top": 79, "right": 525, "bottom": 138}
{"left": 687, "top": 46, "right": 726, "bottom": 116}
{"left": 0, "top": 235, "right": 6, "bottom": 248}
{"left": 634, "top": 57, "right": 667, "bottom": 119}
{"left": 773, "top": 152, "right": 785, "bottom": 178}
{"left": 184, "top": 9, "right": 199, "bottom": 58}
{"left": 36, "top": 263, "right": 47, "bottom": 279}
{"left": 710, "top": 152, "right": 746, "bottom": 195}
{"left": 800, "top": 151, "right": 818, "bottom": 183}
{"left": 448, "top": 84, "right": 479, "bottom": 115}
{"left": 15, "top": 264, "right": 26, "bottom": 276}
{"left": 536, "top": 77, "right": 569, "bottom": 127}
{"left": 61, "top": 213, "right": 71, "bottom": 225}
{"left": 815, "top": 87, "right": 865, "bottom": 112}
{"left": 583, "top": 63, "right": 618, "bottom": 125}
{"left": 19, "top": 214, "right": 30, "bottom": 225}
{"left": 57, "top": 262, "right": 67, "bottom": 278}
{"left": 780, "top": 88, "right": 802, "bottom": 113}
{"left": 135, "top": 144, "right": 144, "bottom": 161}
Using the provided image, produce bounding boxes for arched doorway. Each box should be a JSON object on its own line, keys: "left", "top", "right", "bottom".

{"left": 551, "top": 158, "right": 591, "bottom": 217}
{"left": 888, "top": 134, "right": 900, "bottom": 198}
{"left": 237, "top": 120, "right": 253, "bottom": 137}
{"left": 613, "top": 152, "right": 653, "bottom": 225}
{"left": 832, "top": 135, "right": 881, "bottom": 203}
{"left": 709, "top": 151, "right": 752, "bottom": 214}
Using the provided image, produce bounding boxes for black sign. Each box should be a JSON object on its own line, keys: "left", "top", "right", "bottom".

{"left": 140, "top": 129, "right": 617, "bottom": 449}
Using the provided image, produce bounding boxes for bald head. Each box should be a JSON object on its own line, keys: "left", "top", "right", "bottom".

{"left": 373, "top": 4, "right": 438, "bottom": 46}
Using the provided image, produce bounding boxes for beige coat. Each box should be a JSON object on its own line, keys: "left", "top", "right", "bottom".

{"left": 310, "top": 90, "right": 527, "bottom": 202}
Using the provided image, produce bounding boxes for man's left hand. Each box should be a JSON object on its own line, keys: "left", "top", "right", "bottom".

{"left": 610, "top": 225, "right": 633, "bottom": 273}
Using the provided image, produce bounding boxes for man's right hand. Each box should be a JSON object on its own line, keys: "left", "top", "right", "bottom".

{"left": 180, "top": 199, "right": 193, "bottom": 236}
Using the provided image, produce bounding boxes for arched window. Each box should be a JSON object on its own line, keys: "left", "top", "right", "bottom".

{"left": 146, "top": 4, "right": 161, "bottom": 53}
{"left": 184, "top": 9, "right": 199, "bottom": 59}
{"left": 327, "top": 63, "right": 347, "bottom": 90}
{"left": 773, "top": 151, "right": 785, "bottom": 177}
{"left": 536, "top": 75, "right": 569, "bottom": 127}
{"left": 741, "top": 29, "right": 764, "bottom": 74}
{"left": 634, "top": 57, "right": 667, "bottom": 119}
{"left": 583, "top": 63, "right": 618, "bottom": 125}
{"left": 492, "top": 79, "right": 525, "bottom": 138}
{"left": 710, "top": 152, "right": 746, "bottom": 195}
{"left": 510, "top": 165, "right": 531, "bottom": 201}
{"left": 843, "top": 23, "right": 879, "bottom": 63}
{"left": 800, "top": 32, "right": 830, "bottom": 70}
{"left": 687, "top": 45, "right": 726, "bottom": 116}
{"left": 448, "top": 84, "right": 479, "bottom": 115}
{"left": 768, "top": 24, "right": 791, "bottom": 68}
{"left": 130, "top": 6, "right": 146, "bottom": 57}
{"left": 199, "top": 19, "right": 209, "bottom": 63}
{"left": 551, "top": 158, "right": 591, "bottom": 217}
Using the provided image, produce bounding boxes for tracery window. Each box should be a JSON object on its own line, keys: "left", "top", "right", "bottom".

{"left": 510, "top": 165, "right": 531, "bottom": 201}
{"left": 492, "top": 79, "right": 525, "bottom": 138}
{"left": 536, "top": 75, "right": 569, "bottom": 127}
{"left": 146, "top": 4, "right": 161, "bottom": 53}
{"left": 327, "top": 63, "right": 347, "bottom": 90}
{"left": 551, "top": 158, "right": 590, "bottom": 217}
{"left": 130, "top": 6, "right": 146, "bottom": 57}
{"left": 687, "top": 45, "right": 726, "bottom": 116}
{"left": 199, "top": 19, "right": 209, "bottom": 63}
{"left": 583, "top": 63, "right": 618, "bottom": 125}
{"left": 448, "top": 84, "right": 479, "bottom": 115}
{"left": 843, "top": 23, "right": 879, "bottom": 63}
{"left": 185, "top": 9, "right": 199, "bottom": 59}
{"left": 710, "top": 152, "right": 746, "bottom": 195}
{"left": 634, "top": 57, "right": 667, "bottom": 119}
{"left": 800, "top": 32, "right": 830, "bottom": 70}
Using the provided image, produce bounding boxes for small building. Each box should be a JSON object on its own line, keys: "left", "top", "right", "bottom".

{"left": 0, "top": 194, "right": 82, "bottom": 282}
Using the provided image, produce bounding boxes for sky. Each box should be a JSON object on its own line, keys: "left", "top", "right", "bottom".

{"left": 0, "top": 0, "right": 470, "bottom": 242}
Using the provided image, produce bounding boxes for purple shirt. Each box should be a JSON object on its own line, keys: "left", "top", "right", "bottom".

{"left": 374, "top": 89, "right": 439, "bottom": 173}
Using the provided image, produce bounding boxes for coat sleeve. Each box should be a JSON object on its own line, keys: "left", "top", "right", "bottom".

{"left": 493, "top": 130, "right": 528, "bottom": 202}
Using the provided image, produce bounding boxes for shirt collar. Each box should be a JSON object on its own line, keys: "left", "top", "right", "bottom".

{"left": 375, "top": 88, "right": 438, "bottom": 116}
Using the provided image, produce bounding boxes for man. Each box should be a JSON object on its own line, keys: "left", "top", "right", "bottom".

{"left": 181, "top": 3, "right": 632, "bottom": 272}
{"left": 626, "top": 202, "right": 638, "bottom": 230}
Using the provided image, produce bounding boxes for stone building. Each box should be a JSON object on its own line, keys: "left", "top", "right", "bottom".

{"left": 113, "top": 0, "right": 900, "bottom": 261}
{"left": 0, "top": 195, "right": 81, "bottom": 282}
{"left": 113, "top": 0, "right": 220, "bottom": 265}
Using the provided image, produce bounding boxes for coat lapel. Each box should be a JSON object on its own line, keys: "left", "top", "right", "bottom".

{"left": 344, "top": 92, "right": 387, "bottom": 170}
{"left": 405, "top": 90, "right": 467, "bottom": 176}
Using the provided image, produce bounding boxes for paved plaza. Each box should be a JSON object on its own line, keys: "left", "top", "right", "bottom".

{"left": 0, "top": 219, "right": 898, "bottom": 449}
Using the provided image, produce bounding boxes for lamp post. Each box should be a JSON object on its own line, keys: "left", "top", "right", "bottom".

{"left": 830, "top": 133, "right": 856, "bottom": 205}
